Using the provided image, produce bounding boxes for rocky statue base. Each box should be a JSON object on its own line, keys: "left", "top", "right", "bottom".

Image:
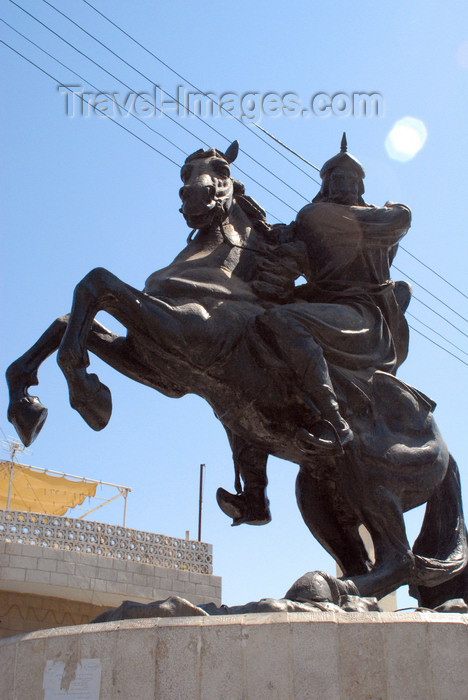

{"left": 1, "top": 609, "right": 467, "bottom": 700}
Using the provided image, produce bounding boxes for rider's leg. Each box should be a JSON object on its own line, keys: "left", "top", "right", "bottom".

{"left": 255, "top": 308, "right": 353, "bottom": 453}
{"left": 216, "top": 431, "right": 271, "bottom": 526}
{"left": 295, "top": 349, "right": 353, "bottom": 452}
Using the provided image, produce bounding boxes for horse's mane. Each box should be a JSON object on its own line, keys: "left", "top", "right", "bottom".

{"left": 233, "top": 182, "right": 270, "bottom": 234}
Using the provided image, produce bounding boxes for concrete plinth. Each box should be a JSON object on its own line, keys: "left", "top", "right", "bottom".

{"left": 1, "top": 612, "right": 467, "bottom": 699}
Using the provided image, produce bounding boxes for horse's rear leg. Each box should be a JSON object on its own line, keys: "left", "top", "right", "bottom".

{"left": 348, "top": 486, "right": 414, "bottom": 599}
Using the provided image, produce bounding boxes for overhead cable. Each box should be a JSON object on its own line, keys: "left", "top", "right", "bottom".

{"left": 8, "top": 0, "right": 295, "bottom": 210}
{"left": 400, "top": 246, "right": 468, "bottom": 301}
{"left": 1, "top": 18, "right": 188, "bottom": 158}
{"left": 408, "top": 325, "right": 468, "bottom": 368}
{"left": 406, "top": 311, "right": 467, "bottom": 357}
{"left": 20, "top": 0, "right": 468, "bottom": 313}
{"left": 79, "top": 0, "right": 321, "bottom": 186}
{"left": 0, "top": 40, "right": 182, "bottom": 167}
{"left": 411, "top": 295, "right": 468, "bottom": 340}
{"left": 393, "top": 265, "right": 468, "bottom": 325}
{"left": 40, "top": 0, "right": 315, "bottom": 201}
{"left": 5, "top": 9, "right": 466, "bottom": 344}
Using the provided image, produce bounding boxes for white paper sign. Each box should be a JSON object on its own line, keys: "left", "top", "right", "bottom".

{"left": 43, "top": 658, "right": 101, "bottom": 700}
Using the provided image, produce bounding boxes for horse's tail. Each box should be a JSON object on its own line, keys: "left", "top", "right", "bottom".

{"left": 410, "top": 453, "right": 468, "bottom": 608}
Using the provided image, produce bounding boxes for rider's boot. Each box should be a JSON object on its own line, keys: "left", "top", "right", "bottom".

{"left": 217, "top": 440, "right": 271, "bottom": 526}
{"left": 295, "top": 357, "right": 353, "bottom": 455}
{"left": 216, "top": 486, "right": 271, "bottom": 526}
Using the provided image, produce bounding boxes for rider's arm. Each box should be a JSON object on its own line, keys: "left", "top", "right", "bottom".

{"left": 353, "top": 202, "right": 412, "bottom": 248}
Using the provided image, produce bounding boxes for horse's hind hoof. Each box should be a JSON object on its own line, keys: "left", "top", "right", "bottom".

{"left": 70, "top": 374, "right": 112, "bottom": 431}
{"left": 7, "top": 396, "right": 48, "bottom": 447}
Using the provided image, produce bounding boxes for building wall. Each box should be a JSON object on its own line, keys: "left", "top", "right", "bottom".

{"left": 0, "top": 590, "right": 108, "bottom": 639}
{"left": 0, "top": 540, "right": 222, "bottom": 639}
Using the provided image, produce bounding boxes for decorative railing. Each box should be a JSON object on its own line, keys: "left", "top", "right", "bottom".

{"left": 0, "top": 509, "right": 212, "bottom": 574}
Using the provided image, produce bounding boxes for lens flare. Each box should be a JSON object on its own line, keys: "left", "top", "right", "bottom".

{"left": 385, "top": 117, "right": 428, "bottom": 162}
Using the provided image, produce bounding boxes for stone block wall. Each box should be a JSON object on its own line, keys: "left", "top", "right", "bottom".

{"left": 0, "top": 540, "right": 221, "bottom": 638}
{"left": 0, "top": 590, "right": 108, "bottom": 639}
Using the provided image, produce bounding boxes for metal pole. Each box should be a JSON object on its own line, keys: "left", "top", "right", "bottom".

{"left": 6, "top": 462, "right": 14, "bottom": 511}
{"left": 122, "top": 489, "right": 128, "bottom": 527}
{"left": 198, "top": 463, "right": 205, "bottom": 542}
{"left": 6, "top": 442, "right": 18, "bottom": 511}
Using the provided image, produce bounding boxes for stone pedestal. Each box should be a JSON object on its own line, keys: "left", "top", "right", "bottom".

{"left": 1, "top": 612, "right": 467, "bottom": 699}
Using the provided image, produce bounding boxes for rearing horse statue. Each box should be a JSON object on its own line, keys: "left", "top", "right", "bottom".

{"left": 6, "top": 140, "right": 467, "bottom": 608}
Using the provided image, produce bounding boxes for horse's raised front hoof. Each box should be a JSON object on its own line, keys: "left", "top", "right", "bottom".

{"left": 7, "top": 396, "right": 48, "bottom": 447}
{"left": 69, "top": 373, "right": 112, "bottom": 431}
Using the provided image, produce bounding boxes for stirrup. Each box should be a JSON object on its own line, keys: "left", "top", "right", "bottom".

{"left": 296, "top": 420, "right": 353, "bottom": 456}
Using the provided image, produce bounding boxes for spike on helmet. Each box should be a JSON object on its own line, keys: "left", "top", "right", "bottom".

{"left": 319, "top": 132, "right": 365, "bottom": 180}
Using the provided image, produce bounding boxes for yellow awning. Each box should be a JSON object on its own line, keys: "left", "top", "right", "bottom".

{"left": 0, "top": 461, "right": 97, "bottom": 515}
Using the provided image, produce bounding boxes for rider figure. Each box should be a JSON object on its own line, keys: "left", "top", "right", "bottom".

{"left": 217, "top": 133, "right": 412, "bottom": 526}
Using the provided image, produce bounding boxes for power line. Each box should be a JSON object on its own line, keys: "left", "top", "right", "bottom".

{"left": 393, "top": 265, "right": 468, "bottom": 325}
{"left": 1, "top": 18, "right": 283, "bottom": 224}
{"left": 9, "top": 0, "right": 295, "bottom": 211}
{"left": 4, "top": 42, "right": 467, "bottom": 373}
{"left": 16, "top": 0, "right": 468, "bottom": 317}
{"left": 411, "top": 295, "right": 468, "bottom": 340}
{"left": 0, "top": 40, "right": 182, "bottom": 167}
{"left": 6, "top": 3, "right": 466, "bottom": 331}
{"left": 408, "top": 324, "right": 468, "bottom": 368}
{"left": 5, "top": 36, "right": 465, "bottom": 343}
{"left": 1, "top": 35, "right": 284, "bottom": 225}
{"left": 1, "top": 18, "right": 188, "bottom": 158}
{"left": 78, "top": 0, "right": 468, "bottom": 308}
{"left": 8, "top": 2, "right": 207, "bottom": 148}
{"left": 254, "top": 123, "right": 321, "bottom": 172}
{"left": 400, "top": 246, "right": 468, "bottom": 301}
{"left": 40, "top": 0, "right": 314, "bottom": 203}
{"left": 79, "top": 0, "right": 321, "bottom": 187}
{"left": 406, "top": 311, "right": 468, "bottom": 357}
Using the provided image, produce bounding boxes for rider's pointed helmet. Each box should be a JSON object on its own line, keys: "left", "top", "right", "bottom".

{"left": 319, "top": 133, "right": 365, "bottom": 180}
{"left": 313, "top": 133, "right": 366, "bottom": 204}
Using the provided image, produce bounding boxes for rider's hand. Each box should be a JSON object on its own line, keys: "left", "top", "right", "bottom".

{"left": 252, "top": 240, "right": 307, "bottom": 303}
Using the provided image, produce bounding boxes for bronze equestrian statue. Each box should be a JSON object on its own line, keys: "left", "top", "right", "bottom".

{"left": 6, "top": 136, "right": 467, "bottom": 609}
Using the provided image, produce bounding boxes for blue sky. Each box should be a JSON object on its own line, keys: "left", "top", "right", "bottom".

{"left": 2, "top": 0, "right": 468, "bottom": 608}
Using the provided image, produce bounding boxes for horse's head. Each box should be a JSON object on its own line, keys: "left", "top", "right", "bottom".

{"left": 179, "top": 141, "right": 239, "bottom": 230}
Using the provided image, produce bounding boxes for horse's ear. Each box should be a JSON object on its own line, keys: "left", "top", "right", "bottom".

{"left": 224, "top": 140, "right": 239, "bottom": 164}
